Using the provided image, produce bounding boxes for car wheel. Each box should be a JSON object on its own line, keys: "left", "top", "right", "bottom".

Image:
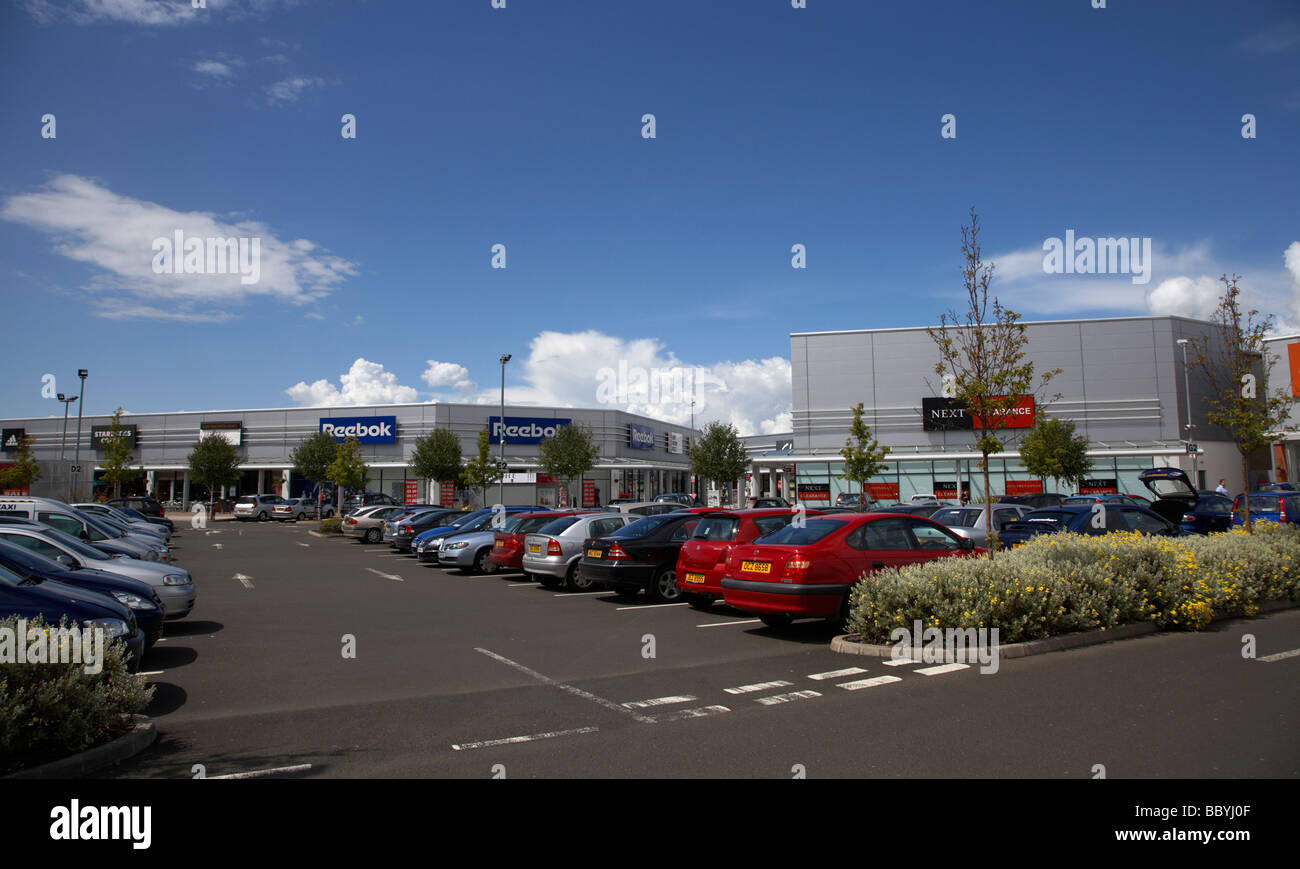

{"left": 759, "top": 613, "right": 794, "bottom": 629}
{"left": 649, "top": 567, "right": 680, "bottom": 603}
{"left": 565, "top": 561, "right": 593, "bottom": 591}
{"left": 831, "top": 593, "right": 853, "bottom": 633}
{"left": 297, "top": 512, "right": 307, "bottom": 521}
{"left": 364, "top": 528, "right": 381, "bottom": 544}
{"left": 536, "top": 572, "right": 562, "bottom": 589}
{"left": 474, "top": 548, "right": 495, "bottom": 575}
{"left": 685, "top": 593, "right": 712, "bottom": 611}
{"left": 257, "top": 511, "right": 268, "bottom": 522}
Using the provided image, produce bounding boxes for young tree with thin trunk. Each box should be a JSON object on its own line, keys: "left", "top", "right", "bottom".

{"left": 688, "top": 422, "right": 749, "bottom": 503}
{"left": 1189, "top": 275, "right": 1297, "bottom": 531}
{"left": 0, "top": 436, "right": 42, "bottom": 493}
{"left": 538, "top": 423, "right": 600, "bottom": 508}
{"left": 839, "top": 403, "right": 889, "bottom": 503}
{"left": 188, "top": 434, "right": 241, "bottom": 517}
{"left": 290, "top": 432, "right": 339, "bottom": 513}
{"left": 327, "top": 436, "right": 370, "bottom": 512}
{"left": 411, "top": 428, "right": 464, "bottom": 504}
{"left": 460, "top": 428, "right": 503, "bottom": 509}
{"left": 101, "top": 408, "right": 140, "bottom": 498}
{"left": 1018, "top": 413, "right": 1092, "bottom": 493}
{"left": 928, "top": 208, "right": 1059, "bottom": 555}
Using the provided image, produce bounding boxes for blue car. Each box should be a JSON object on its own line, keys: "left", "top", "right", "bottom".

{"left": 1138, "top": 467, "right": 1233, "bottom": 534}
{"left": 1231, "top": 492, "right": 1300, "bottom": 528}
{"left": 998, "top": 504, "right": 1182, "bottom": 547}
{"left": 413, "top": 506, "right": 539, "bottom": 563}
{"left": 0, "top": 539, "right": 166, "bottom": 649}
{"left": 0, "top": 560, "right": 145, "bottom": 673}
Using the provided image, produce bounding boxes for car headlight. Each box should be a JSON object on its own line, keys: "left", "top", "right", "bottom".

{"left": 112, "top": 591, "right": 150, "bottom": 610}
{"left": 162, "top": 573, "right": 190, "bottom": 586}
{"left": 446, "top": 541, "right": 469, "bottom": 551}
{"left": 84, "top": 617, "right": 129, "bottom": 637}
{"left": 427, "top": 538, "right": 444, "bottom": 549}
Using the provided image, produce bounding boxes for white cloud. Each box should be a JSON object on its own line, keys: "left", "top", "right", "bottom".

{"left": 285, "top": 359, "right": 419, "bottom": 407}
{"left": 1238, "top": 19, "right": 1300, "bottom": 55}
{"left": 22, "top": 0, "right": 292, "bottom": 26}
{"left": 421, "top": 361, "right": 476, "bottom": 395}
{"left": 1145, "top": 275, "right": 1222, "bottom": 320}
{"left": 1, "top": 174, "right": 357, "bottom": 321}
{"left": 193, "top": 60, "right": 235, "bottom": 78}
{"left": 265, "top": 75, "right": 330, "bottom": 106}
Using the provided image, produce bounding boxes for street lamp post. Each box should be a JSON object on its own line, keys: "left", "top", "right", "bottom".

{"left": 56, "top": 393, "right": 78, "bottom": 460}
{"left": 1176, "top": 339, "right": 1197, "bottom": 485}
{"left": 498, "top": 354, "right": 511, "bottom": 507}
{"left": 72, "top": 369, "right": 88, "bottom": 499}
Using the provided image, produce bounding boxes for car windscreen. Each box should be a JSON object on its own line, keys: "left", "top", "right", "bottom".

{"left": 756, "top": 519, "right": 847, "bottom": 545}
{"left": 609, "top": 514, "right": 679, "bottom": 538}
{"left": 77, "top": 512, "right": 124, "bottom": 539}
{"left": 0, "top": 561, "right": 32, "bottom": 587}
{"left": 692, "top": 516, "right": 740, "bottom": 541}
{"left": 930, "top": 508, "right": 979, "bottom": 527}
{"left": 0, "top": 539, "right": 67, "bottom": 574}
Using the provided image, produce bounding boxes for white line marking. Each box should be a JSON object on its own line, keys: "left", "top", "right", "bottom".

{"left": 616, "top": 603, "right": 689, "bottom": 610}
{"left": 915, "top": 663, "right": 970, "bottom": 676}
{"left": 808, "top": 667, "right": 868, "bottom": 681}
{"left": 837, "top": 676, "right": 902, "bottom": 690}
{"left": 297, "top": 542, "right": 310, "bottom": 547}
{"left": 697, "top": 619, "right": 762, "bottom": 628}
{"left": 475, "top": 648, "right": 656, "bottom": 723}
{"left": 139, "top": 670, "right": 164, "bottom": 676}
{"left": 507, "top": 582, "right": 537, "bottom": 587}
{"left": 212, "top": 544, "right": 223, "bottom": 550}
{"left": 1259, "top": 648, "right": 1300, "bottom": 662}
{"left": 308, "top": 531, "right": 325, "bottom": 538}
{"left": 452, "top": 726, "right": 599, "bottom": 751}
{"left": 233, "top": 573, "right": 254, "bottom": 589}
{"left": 365, "top": 568, "right": 404, "bottom": 582}
{"left": 725, "top": 680, "right": 793, "bottom": 695}
{"left": 755, "top": 690, "right": 821, "bottom": 706}
{"left": 555, "top": 592, "right": 606, "bottom": 597}
{"left": 207, "top": 764, "right": 313, "bottom": 779}
{"left": 622, "top": 695, "right": 697, "bottom": 709}
{"left": 882, "top": 658, "right": 921, "bottom": 667}
{"left": 648, "top": 705, "right": 730, "bottom": 722}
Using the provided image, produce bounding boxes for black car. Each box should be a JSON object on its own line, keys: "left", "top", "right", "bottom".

{"left": 0, "top": 539, "right": 165, "bottom": 649}
{"left": 106, "top": 496, "right": 165, "bottom": 518}
{"left": 389, "top": 508, "right": 459, "bottom": 553}
{"left": 998, "top": 504, "right": 1181, "bottom": 547}
{"left": 750, "top": 497, "right": 792, "bottom": 508}
{"left": 998, "top": 493, "right": 1067, "bottom": 510}
{"left": 116, "top": 506, "right": 175, "bottom": 534}
{"left": 0, "top": 560, "right": 145, "bottom": 672}
{"left": 580, "top": 511, "right": 709, "bottom": 603}
{"left": 1138, "top": 467, "right": 1233, "bottom": 535}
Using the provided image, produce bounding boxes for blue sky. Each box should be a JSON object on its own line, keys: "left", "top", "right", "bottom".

{"left": 2, "top": 0, "right": 1298, "bottom": 434}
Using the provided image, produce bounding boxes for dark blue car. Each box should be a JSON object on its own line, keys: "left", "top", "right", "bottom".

{"left": 0, "top": 539, "right": 165, "bottom": 649}
{"left": 0, "top": 561, "right": 145, "bottom": 673}
{"left": 1231, "top": 492, "right": 1300, "bottom": 528}
{"left": 1138, "top": 467, "right": 1233, "bottom": 534}
{"left": 413, "top": 506, "right": 539, "bottom": 562}
{"left": 999, "top": 504, "right": 1181, "bottom": 547}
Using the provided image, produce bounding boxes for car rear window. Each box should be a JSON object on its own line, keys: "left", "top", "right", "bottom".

{"left": 538, "top": 516, "right": 582, "bottom": 535}
{"left": 692, "top": 516, "right": 740, "bottom": 541}
{"left": 609, "top": 514, "right": 678, "bottom": 538}
{"left": 930, "top": 508, "right": 979, "bottom": 527}
{"left": 757, "top": 519, "right": 847, "bottom": 545}
{"left": 752, "top": 515, "right": 795, "bottom": 537}
{"left": 1023, "top": 510, "right": 1073, "bottom": 525}
{"left": 1243, "top": 495, "right": 1285, "bottom": 512}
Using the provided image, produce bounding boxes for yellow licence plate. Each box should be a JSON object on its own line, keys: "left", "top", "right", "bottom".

{"left": 494, "top": 540, "right": 505, "bottom": 548}
{"left": 683, "top": 572, "right": 706, "bottom": 584}
{"left": 740, "top": 561, "right": 771, "bottom": 574}
{"left": 528, "top": 544, "right": 541, "bottom": 554}
{"left": 586, "top": 549, "right": 603, "bottom": 558}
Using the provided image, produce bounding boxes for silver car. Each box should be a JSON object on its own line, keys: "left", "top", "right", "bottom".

{"left": 234, "top": 494, "right": 284, "bottom": 521}
{"left": 343, "top": 505, "right": 405, "bottom": 543}
{"left": 0, "top": 522, "right": 196, "bottom": 618}
{"left": 74, "top": 503, "right": 171, "bottom": 541}
{"left": 928, "top": 504, "right": 1031, "bottom": 548}
{"left": 521, "top": 512, "right": 632, "bottom": 590}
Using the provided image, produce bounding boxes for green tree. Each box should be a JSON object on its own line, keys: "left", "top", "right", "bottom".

{"left": 411, "top": 429, "right": 463, "bottom": 501}
{"left": 539, "top": 423, "right": 600, "bottom": 507}
{"left": 838, "top": 403, "right": 889, "bottom": 502}
{"left": 1018, "top": 413, "right": 1092, "bottom": 492}
{"left": 327, "top": 436, "right": 370, "bottom": 510}
{"left": 688, "top": 422, "right": 749, "bottom": 502}
{"left": 460, "top": 428, "right": 503, "bottom": 508}
{"left": 0, "top": 435, "right": 43, "bottom": 493}
{"left": 100, "top": 408, "right": 141, "bottom": 498}
{"left": 927, "top": 209, "right": 1060, "bottom": 555}
{"left": 290, "top": 432, "right": 339, "bottom": 505}
{"left": 1190, "top": 275, "right": 1297, "bottom": 531}
{"left": 188, "top": 433, "right": 241, "bottom": 516}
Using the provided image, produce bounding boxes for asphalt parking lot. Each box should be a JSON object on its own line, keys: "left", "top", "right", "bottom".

{"left": 101, "top": 519, "right": 1300, "bottom": 779}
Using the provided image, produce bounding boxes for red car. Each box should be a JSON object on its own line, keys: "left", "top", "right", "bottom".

{"left": 720, "top": 513, "right": 983, "bottom": 629}
{"left": 676, "top": 508, "right": 823, "bottom": 610}
{"left": 489, "top": 510, "right": 596, "bottom": 571}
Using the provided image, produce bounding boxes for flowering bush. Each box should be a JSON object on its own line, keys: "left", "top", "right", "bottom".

{"left": 846, "top": 523, "right": 1298, "bottom": 644}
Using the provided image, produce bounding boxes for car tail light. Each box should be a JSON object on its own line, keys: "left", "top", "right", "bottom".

{"left": 1281, "top": 499, "right": 1289, "bottom": 522}
{"left": 716, "top": 544, "right": 732, "bottom": 564}
{"left": 1231, "top": 498, "right": 1239, "bottom": 523}
{"left": 401, "top": 525, "right": 413, "bottom": 534}
{"left": 607, "top": 543, "right": 629, "bottom": 560}
{"left": 785, "top": 558, "right": 810, "bottom": 571}
{"left": 346, "top": 518, "right": 356, "bottom": 525}
{"left": 547, "top": 539, "right": 563, "bottom": 556}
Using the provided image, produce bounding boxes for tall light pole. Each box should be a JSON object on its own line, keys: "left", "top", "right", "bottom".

{"left": 498, "top": 354, "right": 511, "bottom": 507}
{"left": 57, "top": 393, "right": 78, "bottom": 460}
{"left": 1176, "top": 339, "right": 1197, "bottom": 485}
{"left": 73, "top": 369, "right": 88, "bottom": 498}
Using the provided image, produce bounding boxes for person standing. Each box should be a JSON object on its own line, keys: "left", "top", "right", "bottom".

{"left": 1215, "top": 479, "right": 1230, "bottom": 496}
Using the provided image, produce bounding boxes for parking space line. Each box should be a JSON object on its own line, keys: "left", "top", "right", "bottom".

{"left": 308, "top": 531, "right": 325, "bottom": 538}
{"left": 451, "top": 726, "right": 599, "bottom": 751}
{"left": 365, "top": 568, "right": 405, "bottom": 582}
{"left": 1259, "top": 648, "right": 1300, "bottom": 662}
{"left": 837, "top": 676, "right": 902, "bottom": 690}
{"left": 914, "top": 663, "right": 970, "bottom": 676}
{"left": 555, "top": 592, "right": 606, "bottom": 597}
{"left": 882, "top": 658, "right": 921, "bottom": 667}
{"left": 139, "top": 670, "right": 164, "bottom": 676}
{"left": 807, "top": 667, "right": 868, "bottom": 681}
{"left": 234, "top": 573, "right": 254, "bottom": 589}
{"left": 697, "top": 619, "right": 762, "bottom": 628}
{"left": 755, "top": 690, "right": 821, "bottom": 706}
{"left": 507, "top": 582, "right": 537, "bottom": 587}
{"left": 648, "top": 705, "right": 730, "bottom": 722}
{"left": 475, "top": 647, "right": 656, "bottom": 724}
{"left": 725, "top": 680, "right": 793, "bottom": 695}
{"left": 207, "top": 764, "right": 313, "bottom": 779}
{"left": 616, "top": 603, "right": 689, "bottom": 610}
{"left": 622, "top": 695, "right": 698, "bottom": 709}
